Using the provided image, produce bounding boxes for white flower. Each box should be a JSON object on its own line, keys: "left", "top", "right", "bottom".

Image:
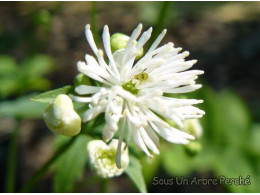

{"left": 72, "top": 24, "right": 205, "bottom": 167}
{"left": 43, "top": 94, "right": 81, "bottom": 136}
{"left": 87, "top": 139, "right": 129, "bottom": 178}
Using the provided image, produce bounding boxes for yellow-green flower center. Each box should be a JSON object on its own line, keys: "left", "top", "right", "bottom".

{"left": 122, "top": 80, "right": 139, "bottom": 95}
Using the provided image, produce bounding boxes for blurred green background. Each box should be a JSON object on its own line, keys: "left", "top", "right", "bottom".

{"left": 0, "top": 1, "right": 260, "bottom": 193}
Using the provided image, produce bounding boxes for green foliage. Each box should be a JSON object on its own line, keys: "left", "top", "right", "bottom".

{"left": 0, "top": 55, "right": 55, "bottom": 98}
{"left": 141, "top": 155, "right": 160, "bottom": 185}
{"left": 160, "top": 87, "right": 259, "bottom": 193}
{"left": 0, "top": 95, "right": 46, "bottom": 119}
{"left": 32, "top": 10, "right": 52, "bottom": 27}
{"left": 125, "top": 155, "right": 147, "bottom": 193}
{"left": 53, "top": 135, "right": 91, "bottom": 192}
{"left": 249, "top": 124, "right": 260, "bottom": 156}
{"left": 31, "top": 86, "right": 72, "bottom": 103}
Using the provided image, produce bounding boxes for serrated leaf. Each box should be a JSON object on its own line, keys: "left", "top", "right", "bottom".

{"left": 0, "top": 95, "right": 46, "bottom": 119}
{"left": 31, "top": 86, "right": 72, "bottom": 103}
{"left": 53, "top": 134, "right": 91, "bottom": 193}
{"left": 125, "top": 155, "right": 147, "bottom": 193}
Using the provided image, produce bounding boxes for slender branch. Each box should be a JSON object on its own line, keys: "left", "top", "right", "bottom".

{"left": 91, "top": 1, "right": 100, "bottom": 47}
{"left": 19, "top": 136, "right": 76, "bottom": 193}
{"left": 149, "top": 1, "right": 172, "bottom": 48}
{"left": 5, "top": 119, "right": 19, "bottom": 193}
{"left": 100, "top": 178, "right": 109, "bottom": 193}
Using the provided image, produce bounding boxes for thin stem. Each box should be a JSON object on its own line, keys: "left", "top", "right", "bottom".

{"left": 100, "top": 178, "right": 109, "bottom": 193}
{"left": 75, "top": 175, "right": 101, "bottom": 192}
{"left": 91, "top": 1, "right": 100, "bottom": 47}
{"left": 148, "top": 1, "right": 172, "bottom": 48}
{"left": 5, "top": 119, "right": 19, "bottom": 193}
{"left": 19, "top": 136, "right": 76, "bottom": 193}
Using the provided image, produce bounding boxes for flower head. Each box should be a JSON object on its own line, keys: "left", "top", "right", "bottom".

{"left": 72, "top": 24, "right": 205, "bottom": 167}
{"left": 87, "top": 139, "right": 129, "bottom": 178}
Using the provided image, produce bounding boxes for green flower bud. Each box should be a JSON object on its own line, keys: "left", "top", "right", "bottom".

{"left": 110, "top": 33, "right": 143, "bottom": 59}
{"left": 183, "top": 119, "right": 203, "bottom": 138}
{"left": 185, "top": 141, "right": 202, "bottom": 157}
{"left": 43, "top": 94, "right": 81, "bottom": 136}
{"left": 74, "top": 73, "right": 91, "bottom": 87}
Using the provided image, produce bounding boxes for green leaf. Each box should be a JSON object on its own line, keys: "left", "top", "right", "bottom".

{"left": 53, "top": 134, "right": 91, "bottom": 192}
{"left": 141, "top": 155, "right": 160, "bottom": 185}
{"left": 0, "top": 77, "right": 19, "bottom": 98}
{"left": 0, "top": 95, "right": 46, "bottom": 119}
{"left": 0, "top": 55, "right": 18, "bottom": 76}
{"left": 31, "top": 86, "right": 72, "bottom": 103}
{"left": 214, "top": 147, "right": 256, "bottom": 193}
{"left": 249, "top": 124, "right": 260, "bottom": 156}
{"left": 21, "top": 55, "right": 56, "bottom": 77}
{"left": 201, "top": 88, "right": 250, "bottom": 147}
{"left": 161, "top": 144, "right": 193, "bottom": 176}
{"left": 125, "top": 155, "right": 147, "bottom": 193}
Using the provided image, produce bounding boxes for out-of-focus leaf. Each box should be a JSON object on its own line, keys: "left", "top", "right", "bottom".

{"left": 0, "top": 95, "right": 46, "bottom": 119}
{"left": 53, "top": 134, "right": 91, "bottom": 192}
{"left": 248, "top": 124, "right": 260, "bottom": 156}
{"left": 0, "top": 55, "right": 18, "bottom": 75}
{"left": 31, "top": 86, "right": 72, "bottom": 103}
{"left": 26, "top": 77, "right": 51, "bottom": 91}
{"left": 21, "top": 55, "right": 55, "bottom": 77}
{"left": 125, "top": 155, "right": 147, "bottom": 193}
{"left": 201, "top": 87, "right": 250, "bottom": 147}
{"left": 215, "top": 147, "right": 256, "bottom": 193}
{"left": 218, "top": 91, "right": 250, "bottom": 147}
{"left": 0, "top": 78, "right": 18, "bottom": 98}
{"left": 33, "top": 10, "right": 52, "bottom": 27}
{"left": 161, "top": 144, "right": 192, "bottom": 176}
{"left": 141, "top": 154, "right": 160, "bottom": 185}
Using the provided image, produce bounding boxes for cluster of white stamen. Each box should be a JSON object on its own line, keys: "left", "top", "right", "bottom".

{"left": 72, "top": 23, "right": 205, "bottom": 167}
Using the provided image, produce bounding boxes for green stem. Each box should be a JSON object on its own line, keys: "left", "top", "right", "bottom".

{"left": 91, "top": 1, "right": 100, "bottom": 47}
{"left": 75, "top": 175, "right": 101, "bottom": 192}
{"left": 149, "top": 1, "right": 172, "bottom": 47}
{"left": 5, "top": 119, "right": 19, "bottom": 193}
{"left": 19, "top": 136, "right": 76, "bottom": 192}
{"left": 100, "top": 178, "right": 109, "bottom": 193}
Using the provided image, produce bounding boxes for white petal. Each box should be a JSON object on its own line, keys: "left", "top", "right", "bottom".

{"left": 147, "top": 29, "right": 167, "bottom": 53}
{"left": 139, "top": 126, "right": 159, "bottom": 154}
{"left": 103, "top": 25, "right": 120, "bottom": 78}
{"left": 75, "top": 85, "right": 101, "bottom": 95}
{"left": 133, "top": 128, "right": 152, "bottom": 157}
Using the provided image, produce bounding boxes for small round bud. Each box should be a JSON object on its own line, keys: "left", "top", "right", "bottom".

{"left": 110, "top": 33, "right": 143, "bottom": 59}
{"left": 87, "top": 139, "right": 129, "bottom": 178}
{"left": 111, "top": 33, "right": 129, "bottom": 53}
{"left": 74, "top": 73, "right": 91, "bottom": 87}
{"left": 185, "top": 141, "right": 202, "bottom": 157}
{"left": 43, "top": 94, "right": 81, "bottom": 136}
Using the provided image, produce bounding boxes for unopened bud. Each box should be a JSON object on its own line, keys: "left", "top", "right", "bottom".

{"left": 185, "top": 141, "right": 202, "bottom": 157}
{"left": 74, "top": 73, "right": 91, "bottom": 87}
{"left": 183, "top": 119, "right": 203, "bottom": 138}
{"left": 43, "top": 94, "right": 81, "bottom": 136}
{"left": 110, "top": 33, "right": 143, "bottom": 59}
